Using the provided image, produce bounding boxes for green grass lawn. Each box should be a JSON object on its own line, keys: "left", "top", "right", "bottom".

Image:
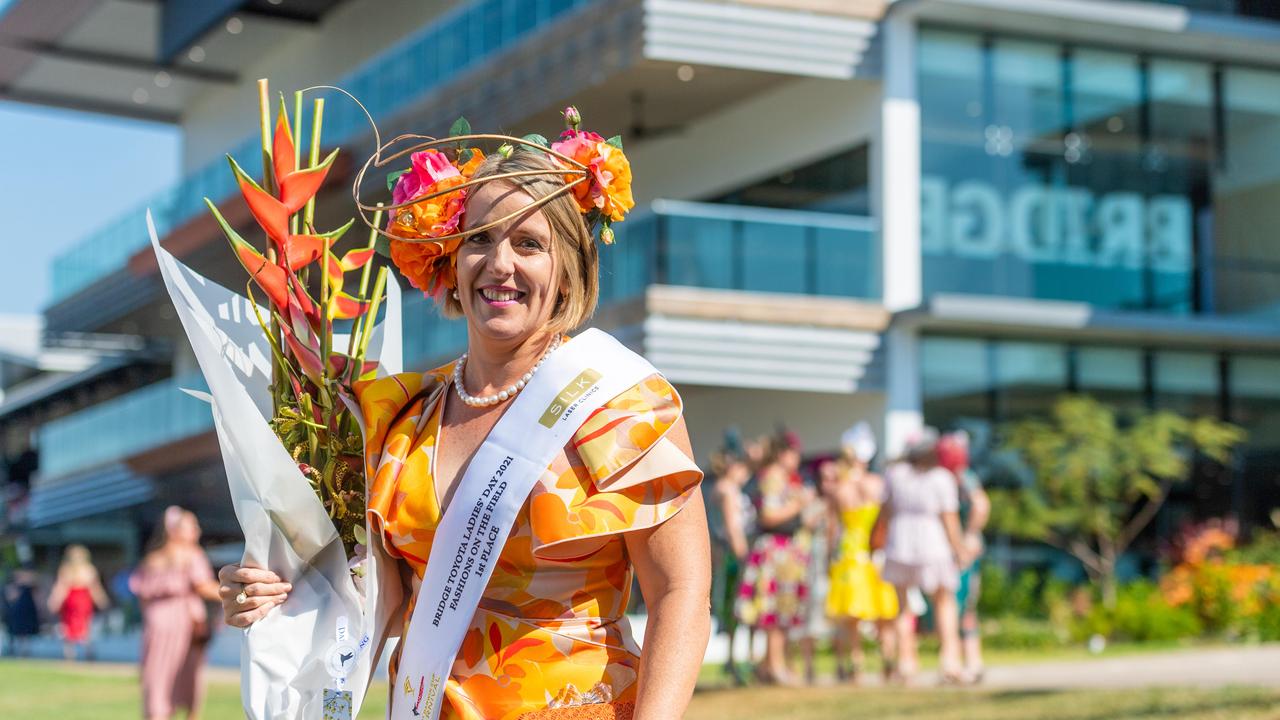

{"left": 3, "top": 659, "right": 1278, "bottom": 720}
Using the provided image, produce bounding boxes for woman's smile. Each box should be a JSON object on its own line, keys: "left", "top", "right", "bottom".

{"left": 477, "top": 285, "right": 526, "bottom": 307}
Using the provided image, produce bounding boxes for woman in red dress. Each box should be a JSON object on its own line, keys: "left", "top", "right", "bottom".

{"left": 47, "top": 543, "right": 110, "bottom": 660}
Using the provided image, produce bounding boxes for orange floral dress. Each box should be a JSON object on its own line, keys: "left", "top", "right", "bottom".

{"left": 355, "top": 362, "right": 701, "bottom": 720}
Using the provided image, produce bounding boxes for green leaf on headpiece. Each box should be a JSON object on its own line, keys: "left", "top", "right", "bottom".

{"left": 386, "top": 168, "right": 409, "bottom": 192}
{"left": 606, "top": 135, "right": 624, "bottom": 150}
{"left": 522, "top": 133, "right": 549, "bottom": 149}
{"left": 459, "top": 148, "right": 475, "bottom": 165}
{"left": 450, "top": 117, "right": 471, "bottom": 138}
{"left": 374, "top": 235, "right": 392, "bottom": 259}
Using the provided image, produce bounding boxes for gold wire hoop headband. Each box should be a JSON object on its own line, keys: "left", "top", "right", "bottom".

{"left": 351, "top": 133, "right": 591, "bottom": 246}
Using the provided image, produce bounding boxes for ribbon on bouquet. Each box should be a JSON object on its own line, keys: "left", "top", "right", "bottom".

{"left": 390, "top": 328, "right": 656, "bottom": 720}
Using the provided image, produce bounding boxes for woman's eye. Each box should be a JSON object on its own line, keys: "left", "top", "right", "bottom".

{"left": 518, "top": 237, "right": 547, "bottom": 251}
{"left": 465, "top": 232, "right": 490, "bottom": 245}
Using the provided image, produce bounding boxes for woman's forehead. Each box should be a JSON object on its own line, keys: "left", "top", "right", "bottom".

{"left": 466, "top": 182, "right": 551, "bottom": 234}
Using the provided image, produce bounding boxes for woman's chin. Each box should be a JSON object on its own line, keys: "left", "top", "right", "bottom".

{"left": 468, "top": 313, "right": 537, "bottom": 344}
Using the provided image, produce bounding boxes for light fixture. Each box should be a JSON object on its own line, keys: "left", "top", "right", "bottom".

{"left": 226, "top": 16, "right": 244, "bottom": 34}
{"left": 188, "top": 45, "right": 206, "bottom": 63}
{"left": 677, "top": 64, "right": 695, "bottom": 82}
{"left": 154, "top": 71, "right": 172, "bottom": 88}
{"left": 132, "top": 88, "right": 150, "bottom": 104}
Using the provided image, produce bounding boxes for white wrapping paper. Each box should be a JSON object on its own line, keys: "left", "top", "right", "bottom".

{"left": 149, "top": 211, "right": 404, "bottom": 719}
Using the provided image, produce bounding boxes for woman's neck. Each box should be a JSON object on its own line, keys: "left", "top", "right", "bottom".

{"left": 462, "top": 330, "right": 557, "bottom": 396}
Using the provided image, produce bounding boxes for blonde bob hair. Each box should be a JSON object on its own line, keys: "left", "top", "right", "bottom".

{"left": 439, "top": 150, "right": 600, "bottom": 334}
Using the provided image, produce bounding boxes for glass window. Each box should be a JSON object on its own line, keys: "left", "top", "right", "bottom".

{"left": 994, "top": 341, "right": 1068, "bottom": 419}
{"left": 1077, "top": 345, "right": 1146, "bottom": 411}
{"left": 1229, "top": 355, "right": 1280, "bottom": 528}
{"left": 922, "top": 336, "right": 991, "bottom": 433}
{"left": 1153, "top": 351, "right": 1220, "bottom": 418}
{"left": 918, "top": 30, "right": 1263, "bottom": 317}
{"left": 1217, "top": 68, "right": 1280, "bottom": 321}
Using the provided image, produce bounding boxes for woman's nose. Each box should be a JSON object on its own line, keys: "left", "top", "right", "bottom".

{"left": 487, "top": 238, "right": 517, "bottom": 275}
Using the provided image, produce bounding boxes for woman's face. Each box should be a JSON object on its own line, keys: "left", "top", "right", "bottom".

{"left": 456, "top": 182, "right": 560, "bottom": 345}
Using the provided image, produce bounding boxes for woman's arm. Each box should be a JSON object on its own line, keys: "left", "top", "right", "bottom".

{"left": 720, "top": 488, "right": 749, "bottom": 560}
{"left": 47, "top": 571, "right": 67, "bottom": 613}
{"left": 89, "top": 570, "right": 111, "bottom": 609}
{"left": 625, "top": 418, "right": 711, "bottom": 720}
{"left": 942, "top": 510, "right": 968, "bottom": 566}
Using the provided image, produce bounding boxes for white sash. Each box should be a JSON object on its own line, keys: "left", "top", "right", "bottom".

{"left": 389, "top": 328, "right": 657, "bottom": 720}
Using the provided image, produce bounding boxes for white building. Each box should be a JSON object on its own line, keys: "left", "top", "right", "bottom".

{"left": 3, "top": 0, "right": 1278, "bottom": 571}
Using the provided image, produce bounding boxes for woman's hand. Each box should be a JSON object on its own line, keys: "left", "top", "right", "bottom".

{"left": 218, "top": 564, "right": 291, "bottom": 628}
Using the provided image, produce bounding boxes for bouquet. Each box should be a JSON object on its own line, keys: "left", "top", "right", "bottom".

{"left": 152, "top": 79, "right": 402, "bottom": 720}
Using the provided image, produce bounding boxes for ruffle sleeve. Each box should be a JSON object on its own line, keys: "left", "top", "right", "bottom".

{"left": 528, "top": 373, "right": 703, "bottom": 560}
{"left": 353, "top": 369, "right": 448, "bottom": 561}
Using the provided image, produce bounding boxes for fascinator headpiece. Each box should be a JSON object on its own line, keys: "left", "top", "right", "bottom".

{"left": 353, "top": 107, "right": 635, "bottom": 297}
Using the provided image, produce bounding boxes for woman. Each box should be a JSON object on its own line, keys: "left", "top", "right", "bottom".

{"left": 131, "top": 507, "right": 221, "bottom": 720}
{"left": 47, "top": 543, "right": 109, "bottom": 660}
{"left": 873, "top": 429, "right": 969, "bottom": 684}
{"left": 220, "top": 136, "right": 711, "bottom": 719}
{"left": 823, "top": 423, "right": 898, "bottom": 683}
{"left": 735, "top": 433, "right": 812, "bottom": 686}
{"left": 937, "top": 431, "right": 990, "bottom": 683}
{"left": 706, "top": 446, "right": 756, "bottom": 685}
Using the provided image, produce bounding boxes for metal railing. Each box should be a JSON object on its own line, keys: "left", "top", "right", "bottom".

{"left": 50, "top": 0, "right": 598, "bottom": 303}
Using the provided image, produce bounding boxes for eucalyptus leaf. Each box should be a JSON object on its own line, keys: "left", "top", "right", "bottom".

{"left": 374, "top": 235, "right": 392, "bottom": 258}
{"left": 450, "top": 117, "right": 471, "bottom": 138}
{"left": 522, "top": 133, "right": 549, "bottom": 148}
{"left": 606, "top": 135, "right": 624, "bottom": 150}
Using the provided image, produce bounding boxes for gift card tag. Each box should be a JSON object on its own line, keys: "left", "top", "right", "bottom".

{"left": 323, "top": 689, "right": 353, "bottom": 720}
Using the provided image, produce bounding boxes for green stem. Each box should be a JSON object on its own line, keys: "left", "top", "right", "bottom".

{"left": 346, "top": 205, "right": 384, "bottom": 360}
{"left": 354, "top": 267, "right": 388, "bottom": 376}
{"left": 303, "top": 98, "right": 325, "bottom": 232}
{"left": 257, "top": 78, "right": 284, "bottom": 417}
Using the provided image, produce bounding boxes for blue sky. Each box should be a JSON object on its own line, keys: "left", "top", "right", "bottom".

{"left": 0, "top": 101, "right": 180, "bottom": 315}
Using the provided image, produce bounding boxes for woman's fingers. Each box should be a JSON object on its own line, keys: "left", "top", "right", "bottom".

{"left": 226, "top": 597, "right": 286, "bottom": 628}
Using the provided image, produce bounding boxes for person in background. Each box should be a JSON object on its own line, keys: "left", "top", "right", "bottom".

{"left": 873, "top": 429, "right": 970, "bottom": 684}
{"left": 706, "top": 432, "right": 757, "bottom": 685}
{"left": 3, "top": 564, "right": 40, "bottom": 657}
{"left": 736, "top": 431, "right": 813, "bottom": 686}
{"left": 937, "top": 430, "right": 990, "bottom": 683}
{"left": 130, "top": 507, "right": 221, "bottom": 720}
{"left": 794, "top": 458, "right": 831, "bottom": 685}
{"left": 823, "top": 423, "right": 899, "bottom": 683}
{"left": 47, "top": 543, "right": 110, "bottom": 661}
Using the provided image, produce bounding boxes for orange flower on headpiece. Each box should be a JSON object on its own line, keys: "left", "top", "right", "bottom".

{"left": 387, "top": 149, "right": 472, "bottom": 294}
{"left": 551, "top": 129, "right": 634, "bottom": 223}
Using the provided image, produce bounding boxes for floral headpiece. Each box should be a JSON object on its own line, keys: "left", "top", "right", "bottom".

{"left": 353, "top": 107, "right": 634, "bottom": 297}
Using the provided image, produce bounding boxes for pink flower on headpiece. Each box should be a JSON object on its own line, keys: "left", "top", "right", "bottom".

{"left": 551, "top": 129, "right": 634, "bottom": 223}
{"left": 411, "top": 149, "right": 461, "bottom": 187}
{"left": 391, "top": 171, "right": 424, "bottom": 207}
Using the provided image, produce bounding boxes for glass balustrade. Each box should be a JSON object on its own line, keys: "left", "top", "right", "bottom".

{"left": 50, "top": 0, "right": 597, "bottom": 303}
{"left": 402, "top": 200, "right": 880, "bottom": 366}
{"left": 38, "top": 375, "right": 212, "bottom": 480}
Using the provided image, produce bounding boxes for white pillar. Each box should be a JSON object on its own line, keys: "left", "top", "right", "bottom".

{"left": 877, "top": 11, "right": 924, "bottom": 459}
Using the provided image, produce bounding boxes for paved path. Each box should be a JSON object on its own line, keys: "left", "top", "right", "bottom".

{"left": 978, "top": 644, "right": 1280, "bottom": 691}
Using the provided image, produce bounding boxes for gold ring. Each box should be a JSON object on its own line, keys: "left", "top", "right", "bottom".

{"left": 235, "top": 590, "right": 249, "bottom": 605}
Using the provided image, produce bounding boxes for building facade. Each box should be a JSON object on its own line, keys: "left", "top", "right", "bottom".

{"left": 2, "top": 0, "right": 1278, "bottom": 574}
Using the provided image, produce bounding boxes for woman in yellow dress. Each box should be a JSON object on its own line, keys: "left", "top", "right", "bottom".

{"left": 823, "top": 423, "right": 898, "bottom": 682}
{"left": 218, "top": 115, "right": 711, "bottom": 719}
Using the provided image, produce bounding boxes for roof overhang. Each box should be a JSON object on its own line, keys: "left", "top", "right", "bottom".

{"left": 901, "top": 293, "right": 1280, "bottom": 352}
{"left": 891, "top": 0, "right": 1280, "bottom": 68}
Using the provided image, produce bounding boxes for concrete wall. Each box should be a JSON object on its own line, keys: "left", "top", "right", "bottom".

{"left": 627, "top": 76, "right": 880, "bottom": 204}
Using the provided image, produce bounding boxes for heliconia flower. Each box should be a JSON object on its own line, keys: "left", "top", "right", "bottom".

{"left": 563, "top": 105, "right": 582, "bottom": 130}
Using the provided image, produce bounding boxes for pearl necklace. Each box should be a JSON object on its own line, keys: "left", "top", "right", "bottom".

{"left": 453, "top": 335, "right": 562, "bottom": 407}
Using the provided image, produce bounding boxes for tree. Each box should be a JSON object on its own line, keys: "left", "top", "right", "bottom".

{"left": 989, "top": 395, "right": 1245, "bottom": 608}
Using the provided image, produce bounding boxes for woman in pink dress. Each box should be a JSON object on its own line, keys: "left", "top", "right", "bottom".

{"left": 47, "top": 544, "right": 110, "bottom": 660}
{"left": 130, "top": 507, "right": 221, "bottom": 720}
